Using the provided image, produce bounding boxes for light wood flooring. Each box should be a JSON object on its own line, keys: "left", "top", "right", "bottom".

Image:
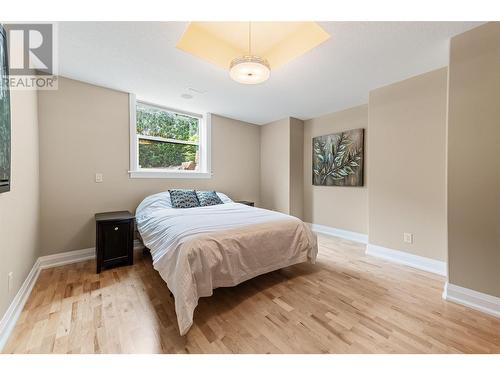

{"left": 4, "top": 234, "right": 500, "bottom": 353}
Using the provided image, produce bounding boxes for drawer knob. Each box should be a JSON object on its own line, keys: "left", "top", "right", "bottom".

{"left": 114, "top": 227, "right": 119, "bottom": 231}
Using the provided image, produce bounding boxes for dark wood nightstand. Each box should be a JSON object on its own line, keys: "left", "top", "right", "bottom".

{"left": 235, "top": 200, "right": 254, "bottom": 207}
{"left": 95, "top": 211, "right": 135, "bottom": 273}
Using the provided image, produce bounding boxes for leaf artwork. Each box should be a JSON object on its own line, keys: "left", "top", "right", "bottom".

{"left": 312, "top": 128, "right": 364, "bottom": 186}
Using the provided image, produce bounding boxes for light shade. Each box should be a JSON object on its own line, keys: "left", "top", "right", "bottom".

{"left": 176, "top": 22, "right": 330, "bottom": 71}
{"left": 229, "top": 56, "right": 271, "bottom": 84}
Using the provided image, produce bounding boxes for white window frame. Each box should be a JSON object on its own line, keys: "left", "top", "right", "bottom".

{"left": 128, "top": 94, "right": 212, "bottom": 179}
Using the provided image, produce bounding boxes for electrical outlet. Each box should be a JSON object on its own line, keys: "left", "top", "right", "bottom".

{"left": 403, "top": 232, "right": 414, "bottom": 244}
{"left": 95, "top": 173, "right": 103, "bottom": 183}
{"left": 8, "top": 272, "right": 13, "bottom": 292}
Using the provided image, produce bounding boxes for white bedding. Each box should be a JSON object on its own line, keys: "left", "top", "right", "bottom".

{"left": 136, "top": 191, "right": 318, "bottom": 335}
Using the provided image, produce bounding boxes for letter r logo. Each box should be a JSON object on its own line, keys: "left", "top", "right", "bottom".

{"left": 5, "top": 24, "right": 53, "bottom": 75}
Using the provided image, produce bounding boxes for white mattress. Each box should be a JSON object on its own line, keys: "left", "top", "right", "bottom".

{"left": 136, "top": 191, "right": 318, "bottom": 335}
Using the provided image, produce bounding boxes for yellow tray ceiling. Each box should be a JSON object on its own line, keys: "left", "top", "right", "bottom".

{"left": 176, "top": 22, "right": 330, "bottom": 70}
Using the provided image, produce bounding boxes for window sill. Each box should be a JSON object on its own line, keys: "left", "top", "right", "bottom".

{"left": 128, "top": 170, "right": 213, "bottom": 179}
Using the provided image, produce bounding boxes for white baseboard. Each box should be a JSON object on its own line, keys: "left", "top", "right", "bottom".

{"left": 443, "top": 282, "right": 500, "bottom": 318}
{"left": 0, "top": 240, "right": 145, "bottom": 352}
{"left": 307, "top": 222, "right": 368, "bottom": 244}
{"left": 307, "top": 223, "right": 447, "bottom": 277}
{"left": 38, "top": 247, "right": 95, "bottom": 269}
{"left": 0, "top": 257, "right": 41, "bottom": 351}
{"left": 366, "top": 243, "right": 447, "bottom": 276}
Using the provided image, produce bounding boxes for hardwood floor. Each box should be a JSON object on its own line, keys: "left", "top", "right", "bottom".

{"left": 4, "top": 234, "right": 500, "bottom": 353}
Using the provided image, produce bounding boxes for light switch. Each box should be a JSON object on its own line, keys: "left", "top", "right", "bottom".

{"left": 95, "top": 173, "right": 103, "bottom": 183}
{"left": 403, "top": 232, "right": 414, "bottom": 244}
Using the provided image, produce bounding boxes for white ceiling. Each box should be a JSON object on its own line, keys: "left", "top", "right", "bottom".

{"left": 58, "top": 22, "right": 481, "bottom": 125}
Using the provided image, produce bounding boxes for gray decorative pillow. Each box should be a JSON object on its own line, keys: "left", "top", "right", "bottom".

{"left": 196, "top": 190, "right": 223, "bottom": 206}
{"left": 168, "top": 189, "right": 200, "bottom": 208}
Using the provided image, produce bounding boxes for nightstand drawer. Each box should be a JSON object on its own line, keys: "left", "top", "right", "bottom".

{"left": 101, "top": 221, "right": 131, "bottom": 262}
{"left": 95, "top": 211, "right": 135, "bottom": 273}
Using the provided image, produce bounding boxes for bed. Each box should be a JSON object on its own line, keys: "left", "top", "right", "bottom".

{"left": 135, "top": 191, "right": 318, "bottom": 335}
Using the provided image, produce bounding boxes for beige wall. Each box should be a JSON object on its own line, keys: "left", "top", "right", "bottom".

{"left": 260, "top": 118, "right": 290, "bottom": 214}
{"left": 260, "top": 117, "right": 304, "bottom": 217}
{"left": 303, "top": 105, "right": 368, "bottom": 234}
{"left": 38, "top": 77, "right": 261, "bottom": 255}
{"left": 447, "top": 22, "right": 500, "bottom": 297}
{"left": 289, "top": 117, "right": 304, "bottom": 218}
{"left": 0, "top": 90, "right": 40, "bottom": 317}
{"left": 368, "top": 68, "right": 448, "bottom": 261}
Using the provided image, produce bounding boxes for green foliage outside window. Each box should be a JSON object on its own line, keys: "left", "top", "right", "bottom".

{"left": 139, "top": 142, "right": 198, "bottom": 169}
{"left": 136, "top": 104, "right": 199, "bottom": 169}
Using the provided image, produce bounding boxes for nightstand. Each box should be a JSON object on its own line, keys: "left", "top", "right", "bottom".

{"left": 95, "top": 211, "right": 135, "bottom": 273}
{"left": 235, "top": 200, "right": 254, "bottom": 207}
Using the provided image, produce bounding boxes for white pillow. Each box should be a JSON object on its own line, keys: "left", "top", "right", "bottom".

{"left": 216, "top": 192, "right": 233, "bottom": 203}
{"left": 136, "top": 190, "right": 172, "bottom": 219}
{"left": 137, "top": 191, "right": 234, "bottom": 220}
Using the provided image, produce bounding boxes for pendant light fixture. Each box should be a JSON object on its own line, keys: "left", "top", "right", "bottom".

{"left": 229, "top": 22, "right": 271, "bottom": 84}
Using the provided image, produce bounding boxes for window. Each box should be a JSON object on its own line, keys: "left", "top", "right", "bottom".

{"left": 129, "top": 94, "right": 211, "bottom": 178}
